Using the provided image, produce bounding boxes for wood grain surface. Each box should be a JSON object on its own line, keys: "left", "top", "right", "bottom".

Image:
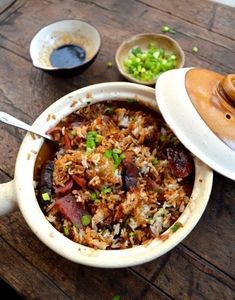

{"left": 0, "top": 1, "right": 234, "bottom": 299}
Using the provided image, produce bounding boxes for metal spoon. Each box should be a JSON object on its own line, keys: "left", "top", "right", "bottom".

{"left": 0, "top": 111, "right": 55, "bottom": 143}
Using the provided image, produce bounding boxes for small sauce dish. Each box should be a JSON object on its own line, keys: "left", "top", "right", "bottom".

{"left": 115, "top": 33, "right": 185, "bottom": 85}
{"left": 30, "top": 20, "right": 101, "bottom": 73}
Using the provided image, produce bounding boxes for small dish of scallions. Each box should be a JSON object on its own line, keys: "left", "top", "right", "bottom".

{"left": 115, "top": 33, "right": 185, "bottom": 85}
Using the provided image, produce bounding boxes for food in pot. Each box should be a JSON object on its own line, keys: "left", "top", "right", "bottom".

{"left": 35, "top": 101, "right": 194, "bottom": 250}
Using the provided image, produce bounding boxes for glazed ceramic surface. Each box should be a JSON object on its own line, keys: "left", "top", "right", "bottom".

{"left": 0, "top": 82, "right": 213, "bottom": 268}
{"left": 29, "top": 20, "right": 101, "bottom": 71}
{"left": 156, "top": 68, "right": 235, "bottom": 180}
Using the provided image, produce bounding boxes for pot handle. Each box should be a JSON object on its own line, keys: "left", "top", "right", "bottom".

{"left": 0, "top": 180, "right": 18, "bottom": 216}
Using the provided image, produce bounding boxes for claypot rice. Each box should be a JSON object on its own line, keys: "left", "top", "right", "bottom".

{"left": 35, "top": 101, "right": 194, "bottom": 250}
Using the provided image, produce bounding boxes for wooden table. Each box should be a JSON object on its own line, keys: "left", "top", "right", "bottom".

{"left": 0, "top": 1, "right": 234, "bottom": 299}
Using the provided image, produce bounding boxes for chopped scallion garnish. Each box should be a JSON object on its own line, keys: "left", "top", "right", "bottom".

{"left": 192, "top": 46, "right": 199, "bottom": 53}
{"left": 112, "top": 296, "right": 121, "bottom": 300}
{"left": 104, "top": 149, "right": 125, "bottom": 169}
{"left": 151, "top": 158, "right": 159, "bottom": 165}
{"left": 159, "top": 135, "right": 166, "bottom": 142}
{"left": 161, "top": 25, "right": 176, "bottom": 34}
{"left": 86, "top": 131, "right": 101, "bottom": 153}
{"left": 104, "top": 107, "right": 114, "bottom": 114}
{"left": 42, "top": 192, "right": 50, "bottom": 201}
{"left": 127, "top": 99, "right": 137, "bottom": 104}
{"left": 90, "top": 192, "right": 98, "bottom": 200}
{"left": 123, "top": 43, "right": 177, "bottom": 82}
{"left": 107, "top": 61, "right": 113, "bottom": 68}
{"left": 101, "top": 187, "right": 112, "bottom": 194}
{"left": 81, "top": 215, "right": 91, "bottom": 226}
{"left": 104, "top": 149, "right": 113, "bottom": 158}
{"left": 113, "top": 148, "right": 122, "bottom": 154}
{"left": 70, "top": 129, "right": 77, "bottom": 136}
{"left": 120, "top": 153, "right": 126, "bottom": 160}
{"left": 63, "top": 226, "right": 69, "bottom": 236}
{"left": 171, "top": 222, "right": 182, "bottom": 232}
{"left": 112, "top": 152, "right": 122, "bottom": 169}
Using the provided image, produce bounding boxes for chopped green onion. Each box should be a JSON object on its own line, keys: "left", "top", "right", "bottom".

{"left": 90, "top": 192, "right": 98, "bottom": 200}
{"left": 113, "top": 152, "right": 122, "bottom": 168}
{"left": 104, "top": 149, "right": 125, "bottom": 168}
{"left": 120, "top": 153, "right": 126, "bottom": 160}
{"left": 124, "top": 43, "right": 177, "bottom": 82}
{"left": 94, "top": 199, "right": 100, "bottom": 204}
{"left": 113, "top": 148, "right": 122, "bottom": 154}
{"left": 88, "top": 131, "right": 98, "bottom": 136}
{"left": 127, "top": 98, "right": 137, "bottom": 104}
{"left": 63, "top": 226, "right": 69, "bottom": 236}
{"left": 169, "top": 54, "right": 177, "bottom": 60}
{"left": 81, "top": 215, "right": 91, "bottom": 226}
{"left": 192, "top": 46, "right": 199, "bottom": 53}
{"left": 70, "top": 129, "right": 77, "bottom": 136}
{"left": 171, "top": 222, "right": 182, "bottom": 232}
{"left": 86, "top": 131, "right": 101, "bottom": 153}
{"left": 131, "top": 47, "right": 142, "bottom": 56}
{"left": 42, "top": 192, "right": 50, "bottom": 201}
{"left": 161, "top": 25, "right": 176, "bottom": 34}
{"left": 104, "top": 107, "right": 114, "bottom": 114}
{"left": 95, "top": 134, "right": 102, "bottom": 143}
{"left": 159, "top": 135, "right": 166, "bottom": 142}
{"left": 156, "top": 208, "right": 166, "bottom": 216}
{"left": 124, "top": 218, "right": 130, "bottom": 227}
{"left": 112, "top": 296, "right": 121, "bottom": 300}
{"left": 101, "top": 187, "right": 112, "bottom": 194}
{"left": 107, "top": 61, "right": 113, "bottom": 68}
{"left": 129, "top": 232, "right": 136, "bottom": 237}
{"left": 104, "top": 149, "right": 113, "bottom": 158}
{"left": 151, "top": 158, "right": 159, "bottom": 165}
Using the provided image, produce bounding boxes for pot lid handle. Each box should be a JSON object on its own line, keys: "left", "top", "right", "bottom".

{"left": 185, "top": 69, "right": 235, "bottom": 151}
{"left": 220, "top": 74, "right": 235, "bottom": 105}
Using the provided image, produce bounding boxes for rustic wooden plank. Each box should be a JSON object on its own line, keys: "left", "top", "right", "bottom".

{"left": 0, "top": 236, "right": 72, "bottom": 300}
{"left": 183, "top": 173, "right": 235, "bottom": 278}
{"left": 0, "top": 0, "right": 234, "bottom": 298}
{"left": 0, "top": 212, "right": 171, "bottom": 300}
{"left": 0, "top": 0, "right": 233, "bottom": 278}
{"left": 0, "top": 0, "right": 27, "bottom": 23}
{"left": 212, "top": 4, "right": 235, "bottom": 40}
{"left": 127, "top": 0, "right": 235, "bottom": 40}
{"left": 0, "top": 47, "right": 78, "bottom": 121}
{"left": 130, "top": 0, "right": 216, "bottom": 29}
{"left": 0, "top": 0, "right": 16, "bottom": 15}
{"left": 0, "top": 127, "right": 20, "bottom": 177}
{"left": 0, "top": 0, "right": 234, "bottom": 74}
{"left": 0, "top": 211, "right": 234, "bottom": 299}
{"left": 0, "top": 169, "right": 12, "bottom": 182}
{"left": 133, "top": 244, "right": 235, "bottom": 300}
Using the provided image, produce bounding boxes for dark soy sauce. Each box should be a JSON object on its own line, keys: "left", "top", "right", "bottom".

{"left": 50, "top": 44, "right": 86, "bottom": 68}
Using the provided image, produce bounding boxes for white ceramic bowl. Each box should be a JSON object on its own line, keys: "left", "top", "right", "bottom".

{"left": 29, "top": 20, "right": 101, "bottom": 72}
{"left": 0, "top": 82, "right": 213, "bottom": 268}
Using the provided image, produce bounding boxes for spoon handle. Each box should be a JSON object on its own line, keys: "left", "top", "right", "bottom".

{"left": 0, "top": 111, "right": 53, "bottom": 141}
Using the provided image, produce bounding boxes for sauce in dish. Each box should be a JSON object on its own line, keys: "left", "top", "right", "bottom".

{"left": 35, "top": 101, "right": 194, "bottom": 250}
{"left": 50, "top": 44, "right": 86, "bottom": 68}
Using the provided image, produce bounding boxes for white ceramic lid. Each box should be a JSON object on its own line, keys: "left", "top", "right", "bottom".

{"left": 156, "top": 67, "right": 235, "bottom": 180}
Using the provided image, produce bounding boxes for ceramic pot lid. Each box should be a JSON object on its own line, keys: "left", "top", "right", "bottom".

{"left": 156, "top": 67, "right": 235, "bottom": 180}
